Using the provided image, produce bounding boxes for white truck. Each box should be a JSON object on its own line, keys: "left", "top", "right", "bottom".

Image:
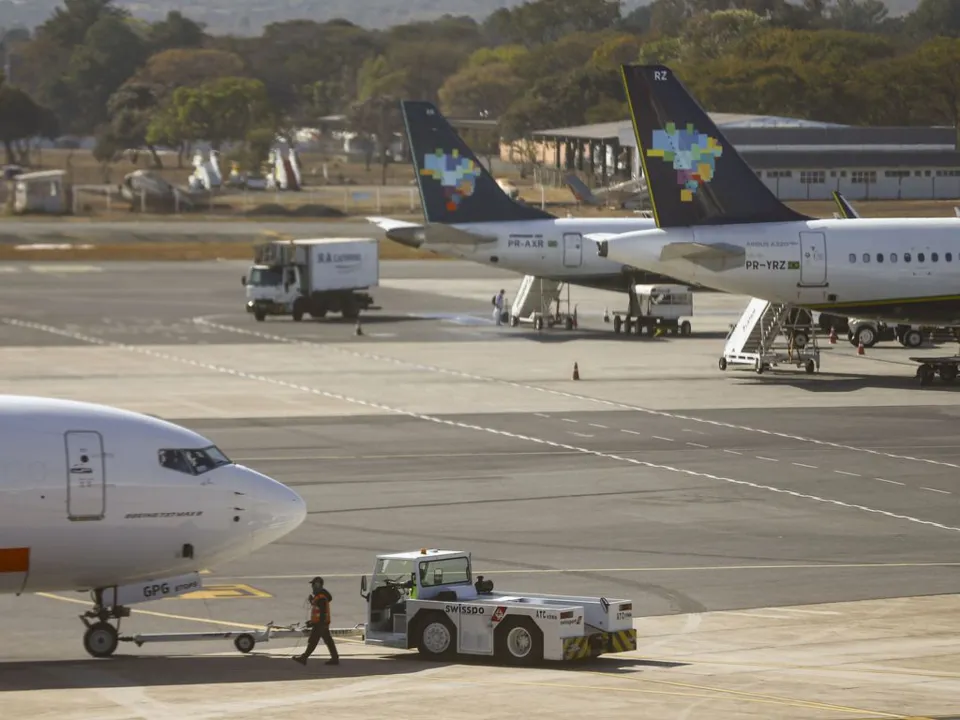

{"left": 610, "top": 283, "right": 693, "bottom": 337}
{"left": 360, "top": 548, "right": 638, "bottom": 664}
{"left": 242, "top": 238, "right": 380, "bottom": 322}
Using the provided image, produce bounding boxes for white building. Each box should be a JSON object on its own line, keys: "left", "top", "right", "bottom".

{"left": 532, "top": 115, "right": 960, "bottom": 201}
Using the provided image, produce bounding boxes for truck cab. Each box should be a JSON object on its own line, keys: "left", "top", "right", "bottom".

{"left": 360, "top": 548, "right": 637, "bottom": 664}
{"left": 243, "top": 264, "right": 300, "bottom": 321}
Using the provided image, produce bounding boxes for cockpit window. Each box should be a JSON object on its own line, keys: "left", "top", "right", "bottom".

{"left": 158, "top": 446, "right": 232, "bottom": 475}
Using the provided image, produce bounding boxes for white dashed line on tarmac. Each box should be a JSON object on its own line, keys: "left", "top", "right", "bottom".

{"left": 835, "top": 470, "right": 861, "bottom": 477}
{"left": 15, "top": 317, "right": 957, "bottom": 538}
{"left": 621, "top": 429, "right": 642, "bottom": 435}
{"left": 723, "top": 449, "right": 742, "bottom": 455}
{"left": 756, "top": 456, "right": 779, "bottom": 462}
{"left": 568, "top": 432, "right": 593, "bottom": 438}
{"left": 652, "top": 435, "right": 674, "bottom": 442}
{"left": 686, "top": 442, "right": 708, "bottom": 448}
{"left": 534, "top": 413, "right": 550, "bottom": 418}
{"left": 562, "top": 418, "right": 578, "bottom": 424}
{"left": 588, "top": 423, "right": 608, "bottom": 429}
{"left": 793, "top": 463, "right": 818, "bottom": 469}
{"left": 876, "top": 478, "right": 905, "bottom": 486}
{"left": 922, "top": 487, "right": 951, "bottom": 495}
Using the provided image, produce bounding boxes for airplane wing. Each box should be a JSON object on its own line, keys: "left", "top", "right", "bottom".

{"left": 366, "top": 217, "right": 497, "bottom": 247}
{"left": 659, "top": 242, "right": 745, "bottom": 272}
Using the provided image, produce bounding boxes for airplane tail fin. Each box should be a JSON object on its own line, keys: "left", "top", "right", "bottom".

{"left": 620, "top": 64, "right": 812, "bottom": 228}
{"left": 400, "top": 100, "right": 554, "bottom": 224}
{"left": 564, "top": 174, "right": 600, "bottom": 206}
{"left": 832, "top": 191, "right": 860, "bottom": 219}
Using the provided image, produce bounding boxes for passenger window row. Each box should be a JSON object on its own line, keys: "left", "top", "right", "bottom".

{"left": 848, "top": 251, "right": 953, "bottom": 264}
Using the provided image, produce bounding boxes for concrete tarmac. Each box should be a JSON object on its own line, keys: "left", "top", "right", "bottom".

{"left": 1, "top": 259, "right": 959, "bottom": 719}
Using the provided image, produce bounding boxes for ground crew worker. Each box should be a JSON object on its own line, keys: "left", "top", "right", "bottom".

{"left": 492, "top": 289, "right": 505, "bottom": 326}
{"left": 292, "top": 576, "right": 340, "bottom": 666}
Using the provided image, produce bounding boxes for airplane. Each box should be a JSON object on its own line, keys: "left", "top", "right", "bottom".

{"left": 367, "top": 100, "right": 701, "bottom": 304}
{"left": 0, "top": 394, "right": 307, "bottom": 658}
{"left": 591, "top": 64, "right": 960, "bottom": 328}
{"left": 564, "top": 174, "right": 649, "bottom": 210}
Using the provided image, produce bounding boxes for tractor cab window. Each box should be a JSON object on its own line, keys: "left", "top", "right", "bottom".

{"left": 248, "top": 267, "right": 283, "bottom": 287}
{"left": 158, "top": 446, "right": 232, "bottom": 475}
{"left": 419, "top": 556, "right": 471, "bottom": 588}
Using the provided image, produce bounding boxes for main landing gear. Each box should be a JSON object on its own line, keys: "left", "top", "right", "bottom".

{"left": 80, "top": 588, "right": 130, "bottom": 658}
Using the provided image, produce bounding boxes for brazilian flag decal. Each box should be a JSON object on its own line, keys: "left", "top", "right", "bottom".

{"left": 788, "top": 261, "right": 800, "bottom": 270}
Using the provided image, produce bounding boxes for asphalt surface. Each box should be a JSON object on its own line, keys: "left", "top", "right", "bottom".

{"left": 0, "top": 261, "right": 956, "bottom": 639}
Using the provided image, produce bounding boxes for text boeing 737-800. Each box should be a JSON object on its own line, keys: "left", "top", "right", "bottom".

{"left": 592, "top": 64, "right": 960, "bottom": 325}
{"left": 0, "top": 395, "right": 306, "bottom": 658}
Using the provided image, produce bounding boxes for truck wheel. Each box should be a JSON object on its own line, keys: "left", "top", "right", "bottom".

{"left": 940, "top": 364, "right": 958, "bottom": 383}
{"left": 680, "top": 320, "right": 691, "bottom": 336}
{"left": 902, "top": 329, "right": 923, "bottom": 348}
{"left": 292, "top": 300, "right": 305, "bottom": 322}
{"left": 234, "top": 634, "right": 256, "bottom": 654}
{"left": 254, "top": 310, "right": 265, "bottom": 322}
{"left": 495, "top": 617, "right": 543, "bottom": 666}
{"left": 792, "top": 331, "right": 808, "bottom": 349}
{"left": 613, "top": 316, "right": 622, "bottom": 334}
{"left": 854, "top": 325, "right": 876, "bottom": 348}
{"left": 417, "top": 613, "right": 456, "bottom": 660}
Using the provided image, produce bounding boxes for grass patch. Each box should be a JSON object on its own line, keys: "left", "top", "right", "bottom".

{"left": 0, "top": 239, "right": 437, "bottom": 262}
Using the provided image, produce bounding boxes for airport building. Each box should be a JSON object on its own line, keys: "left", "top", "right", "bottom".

{"left": 524, "top": 115, "right": 960, "bottom": 201}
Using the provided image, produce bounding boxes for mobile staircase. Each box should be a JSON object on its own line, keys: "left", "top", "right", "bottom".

{"left": 718, "top": 298, "right": 820, "bottom": 374}
{"left": 509, "top": 275, "right": 576, "bottom": 331}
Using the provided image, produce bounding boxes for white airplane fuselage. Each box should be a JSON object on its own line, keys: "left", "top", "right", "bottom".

{"left": 419, "top": 217, "right": 661, "bottom": 290}
{"left": 602, "top": 217, "right": 960, "bottom": 323}
{"left": 0, "top": 396, "right": 306, "bottom": 594}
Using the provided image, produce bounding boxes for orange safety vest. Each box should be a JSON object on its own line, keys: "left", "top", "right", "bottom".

{"left": 310, "top": 592, "right": 331, "bottom": 625}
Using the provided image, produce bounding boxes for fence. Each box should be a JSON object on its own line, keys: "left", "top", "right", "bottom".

{"left": 69, "top": 183, "right": 556, "bottom": 217}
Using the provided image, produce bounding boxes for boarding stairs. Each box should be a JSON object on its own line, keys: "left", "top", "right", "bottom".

{"left": 509, "top": 275, "right": 575, "bottom": 331}
{"left": 719, "top": 298, "right": 820, "bottom": 374}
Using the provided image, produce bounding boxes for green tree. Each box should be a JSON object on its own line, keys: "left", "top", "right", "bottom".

{"left": 911, "top": 38, "right": 960, "bottom": 146}
{"left": 0, "top": 82, "right": 58, "bottom": 164}
{"left": 147, "top": 11, "right": 205, "bottom": 53}
{"left": 349, "top": 55, "right": 405, "bottom": 182}
{"left": 37, "top": 0, "right": 127, "bottom": 49}
{"left": 147, "top": 76, "right": 275, "bottom": 151}
{"left": 62, "top": 15, "right": 149, "bottom": 133}
{"left": 907, "top": 0, "right": 960, "bottom": 39}
{"left": 827, "top": 0, "right": 889, "bottom": 32}
{"left": 438, "top": 61, "right": 526, "bottom": 118}
{"left": 682, "top": 9, "right": 769, "bottom": 61}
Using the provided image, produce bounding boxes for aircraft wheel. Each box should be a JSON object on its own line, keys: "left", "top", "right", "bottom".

{"left": 940, "top": 365, "right": 958, "bottom": 383}
{"left": 805, "top": 359, "right": 815, "bottom": 374}
{"left": 83, "top": 622, "right": 119, "bottom": 659}
{"left": 903, "top": 329, "right": 923, "bottom": 348}
{"left": 234, "top": 634, "right": 256, "bottom": 654}
{"left": 613, "top": 316, "right": 622, "bottom": 334}
{"left": 718, "top": 357, "right": 727, "bottom": 371}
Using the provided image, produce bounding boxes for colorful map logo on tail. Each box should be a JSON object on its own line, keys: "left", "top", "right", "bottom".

{"left": 420, "top": 148, "right": 483, "bottom": 212}
{"left": 647, "top": 123, "right": 723, "bottom": 202}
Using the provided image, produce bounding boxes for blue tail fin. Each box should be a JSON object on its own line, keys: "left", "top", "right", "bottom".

{"left": 620, "top": 64, "right": 811, "bottom": 228}
{"left": 400, "top": 100, "right": 554, "bottom": 224}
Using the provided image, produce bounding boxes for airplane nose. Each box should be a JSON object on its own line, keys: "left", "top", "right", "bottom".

{"left": 238, "top": 468, "right": 307, "bottom": 544}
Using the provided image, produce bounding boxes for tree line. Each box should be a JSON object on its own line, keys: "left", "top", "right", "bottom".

{"left": 0, "top": 0, "right": 958, "bottom": 171}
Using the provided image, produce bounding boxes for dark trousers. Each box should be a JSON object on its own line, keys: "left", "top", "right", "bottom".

{"left": 302, "top": 622, "right": 339, "bottom": 660}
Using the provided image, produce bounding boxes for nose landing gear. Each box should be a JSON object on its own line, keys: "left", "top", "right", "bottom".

{"left": 80, "top": 588, "right": 130, "bottom": 658}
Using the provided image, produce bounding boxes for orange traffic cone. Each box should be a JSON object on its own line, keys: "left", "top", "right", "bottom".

{"left": 573, "top": 362, "right": 580, "bottom": 380}
{"left": 857, "top": 339, "right": 865, "bottom": 355}
{"left": 829, "top": 327, "right": 837, "bottom": 344}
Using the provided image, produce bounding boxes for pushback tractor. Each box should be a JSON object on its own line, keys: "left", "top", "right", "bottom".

{"left": 99, "top": 549, "right": 639, "bottom": 664}
{"left": 360, "top": 549, "right": 638, "bottom": 664}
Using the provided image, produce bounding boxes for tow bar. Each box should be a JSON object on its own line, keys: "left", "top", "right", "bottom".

{"left": 120, "top": 621, "right": 366, "bottom": 654}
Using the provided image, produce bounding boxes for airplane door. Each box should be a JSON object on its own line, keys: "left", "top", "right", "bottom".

{"left": 65, "top": 431, "right": 106, "bottom": 521}
{"left": 563, "top": 233, "right": 583, "bottom": 268}
{"left": 798, "top": 232, "right": 827, "bottom": 287}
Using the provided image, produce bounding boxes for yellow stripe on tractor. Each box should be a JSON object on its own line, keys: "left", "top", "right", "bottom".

{"left": 562, "top": 629, "right": 637, "bottom": 660}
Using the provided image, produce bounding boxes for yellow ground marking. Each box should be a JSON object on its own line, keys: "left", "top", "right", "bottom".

{"left": 177, "top": 584, "right": 271, "bottom": 600}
